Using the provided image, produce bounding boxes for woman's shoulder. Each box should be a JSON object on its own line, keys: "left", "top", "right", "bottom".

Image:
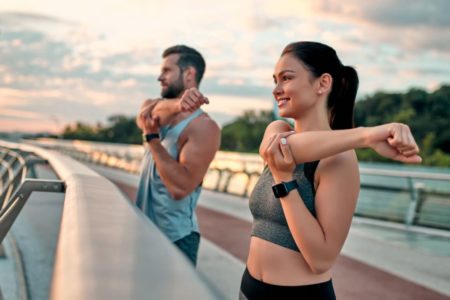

{"left": 266, "top": 120, "right": 292, "bottom": 133}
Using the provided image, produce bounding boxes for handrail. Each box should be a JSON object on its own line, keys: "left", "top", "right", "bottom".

{"left": 23, "top": 139, "right": 450, "bottom": 230}
{"left": 359, "top": 167, "right": 450, "bottom": 180}
{"left": 26, "top": 138, "right": 450, "bottom": 180}
{"left": 0, "top": 140, "right": 221, "bottom": 300}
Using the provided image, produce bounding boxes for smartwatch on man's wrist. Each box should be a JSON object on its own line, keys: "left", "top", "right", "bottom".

{"left": 272, "top": 179, "right": 298, "bottom": 198}
{"left": 143, "top": 133, "right": 160, "bottom": 143}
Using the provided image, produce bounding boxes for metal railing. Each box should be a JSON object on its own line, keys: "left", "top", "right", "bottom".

{"left": 0, "top": 179, "right": 65, "bottom": 243}
{"left": 0, "top": 147, "right": 48, "bottom": 209}
{"left": 24, "top": 139, "right": 450, "bottom": 230}
{"left": 0, "top": 141, "right": 222, "bottom": 300}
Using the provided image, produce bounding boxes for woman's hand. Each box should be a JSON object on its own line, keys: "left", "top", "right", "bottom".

{"left": 365, "top": 123, "right": 422, "bottom": 163}
{"left": 261, "top": 132, "right": 296, "bottom": 182}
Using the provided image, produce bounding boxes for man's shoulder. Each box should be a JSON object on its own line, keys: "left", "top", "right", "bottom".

{"left": 179, "top": 112, "right": 220, "bottom": 145}
{"left": 178, "top": 112, "right": 220, "bottom": 151}
{"left": 190, "top": 112, "right": 220, "bottom": 133}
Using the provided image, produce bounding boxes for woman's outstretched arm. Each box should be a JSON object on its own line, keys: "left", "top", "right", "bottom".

{"left": 260, "top": 121, "right": 421, "bottom": 164}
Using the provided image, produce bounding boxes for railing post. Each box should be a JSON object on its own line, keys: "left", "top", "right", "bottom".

{"left": 405, "top": 178, "right": 426, "bottom": 226}
{"left": 242, "top": 171, "right": 251, "bottom": 197}
{"left": 214, "top": 169, "right": 223, "bottom": 192}
{"left": 412, "top": 183, "right": 426, "bottom": 226}
{"left": 26, "top": 157, "right": 48, "bottom": 179}
{"left": 222, "top": 170, "right": 233, "bottom": 193}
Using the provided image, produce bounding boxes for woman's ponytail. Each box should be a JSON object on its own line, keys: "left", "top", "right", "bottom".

{"left": 328, "top": 66, "right": 359, "bottom": 130}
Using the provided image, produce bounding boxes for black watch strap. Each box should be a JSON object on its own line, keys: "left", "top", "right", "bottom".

{"left": 143, "top": 133, "right": 160, "bottom": 143}
{"left": 272, "top": 179, "right": 299, "bottom": 198}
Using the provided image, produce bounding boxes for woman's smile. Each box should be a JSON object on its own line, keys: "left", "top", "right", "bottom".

{"left": 276, "top": 97, "right": 291, "bottom": 107}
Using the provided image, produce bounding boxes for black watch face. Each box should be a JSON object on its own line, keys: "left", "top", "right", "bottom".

{"left": 272, "top": 184, "right": 288, "bottom": 198}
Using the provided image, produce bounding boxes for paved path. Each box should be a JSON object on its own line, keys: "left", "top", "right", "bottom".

{"left": 105, "top": 164, "right": 449, "bottom": 300}
{"left": 2, "top": 159, "right": 449, "bottom": 299}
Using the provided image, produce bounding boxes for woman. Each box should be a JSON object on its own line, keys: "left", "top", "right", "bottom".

{"left": 239, "top": 42, "right": 421, "bottom": 299}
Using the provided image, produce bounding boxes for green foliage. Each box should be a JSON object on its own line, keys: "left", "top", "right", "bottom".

{"left": 355, "top": 85, "right": 450, "bottom": 166}
{"left": 221, "top": 110, "right": 276, "bottom": 153}
{"left": 221, "top": 85, "right": 450, "bottom": 166}
{"left": 424, "top": 150, "right": 450, "bottom": 167}
{"left": 58, "top": 84, "right": 450, "bottom": 166}
{"left": 62, "top": 115, "right": 142, "bottom": 144}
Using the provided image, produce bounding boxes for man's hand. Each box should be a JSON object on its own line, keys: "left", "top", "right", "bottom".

{"left": 141, "top": 114, "right": 160, "bottom": 135}
{"left": 178, "top": 88, "right": 209, "bottom": 112}
{"left": 136, "top": 99, "right": 160, "bottom": 130}
{"left": 150, "top": 89, "right": 209, "bottom": 126}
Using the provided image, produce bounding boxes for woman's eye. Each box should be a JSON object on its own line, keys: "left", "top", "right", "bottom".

{"left": 282, "top": 76, "right": 290, "bottom": 81}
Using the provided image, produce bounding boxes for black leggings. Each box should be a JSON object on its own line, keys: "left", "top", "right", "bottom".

{"left": 239, "top": 268, "right": 336, "bottom": 300}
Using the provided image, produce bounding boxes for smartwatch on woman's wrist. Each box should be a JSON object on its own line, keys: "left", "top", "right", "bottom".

{"left": 272, "top": 179, "right": 298, "bottom": 198}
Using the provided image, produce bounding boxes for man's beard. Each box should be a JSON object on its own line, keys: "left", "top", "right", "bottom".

{"left": 161, "top": 76, "right": 185, "bottom": 99}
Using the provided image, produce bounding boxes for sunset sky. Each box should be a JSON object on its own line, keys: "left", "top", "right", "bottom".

{"left": 1, "top": 0, "right": 449, "bottom": 133}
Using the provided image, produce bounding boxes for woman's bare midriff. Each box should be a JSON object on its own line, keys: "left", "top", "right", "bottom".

{"left": 246, "top": 237, "right": 331, "bottom": 286}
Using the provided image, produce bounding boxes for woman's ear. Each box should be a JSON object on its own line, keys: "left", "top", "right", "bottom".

{"left": 317, "top": 73, "right": 332, "bottom": 95}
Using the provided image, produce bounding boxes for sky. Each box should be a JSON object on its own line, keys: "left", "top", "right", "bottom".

{"left": 0, "top": 0, "right": 449, "bottom": 133}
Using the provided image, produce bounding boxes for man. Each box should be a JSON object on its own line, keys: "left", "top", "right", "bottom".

{"left": 135, "top": 45, "right": 221, "bottom": 266}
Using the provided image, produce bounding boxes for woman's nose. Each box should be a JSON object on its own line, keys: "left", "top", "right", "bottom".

{"left": 273, "top": 85, "right": 282, "bottom": 97}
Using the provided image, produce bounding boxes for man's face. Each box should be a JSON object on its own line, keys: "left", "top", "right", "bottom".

{"left": 158, "top": 54, "right": 185, "bottom": 98}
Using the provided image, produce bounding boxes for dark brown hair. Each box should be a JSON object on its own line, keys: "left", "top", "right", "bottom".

{"left": 163, "top": 45, "right": 206, "bottom": 85}
{"left": 282, "top": 41, "right": 359, "bottom": 129}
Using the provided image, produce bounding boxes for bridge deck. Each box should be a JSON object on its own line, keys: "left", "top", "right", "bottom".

{"left": 2, "top": 163, "right": 449, "bottom": 300}
{"left": 99, "top": 164, "right": 450, "bottom": 300}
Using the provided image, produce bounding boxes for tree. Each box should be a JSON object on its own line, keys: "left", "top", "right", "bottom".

{"left": 221, "top": 110, "right": 275, "bottom": 152}
{"left": 355, "top": 85, "right": 450, "bottom": 166}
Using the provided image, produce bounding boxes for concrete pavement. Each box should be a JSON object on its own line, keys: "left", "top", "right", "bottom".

{"left": 2, "top": 162, "right": 449, "bottom": 299}
{"left": 93, "top": 163, "right": 450, "bottom": 299}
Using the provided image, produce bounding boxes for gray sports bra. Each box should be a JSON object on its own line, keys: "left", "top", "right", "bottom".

{"left": 249, "top": 161, "right": 319, "bottom": 252}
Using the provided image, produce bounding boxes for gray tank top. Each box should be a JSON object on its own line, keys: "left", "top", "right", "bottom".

{"left": 249, "top": 161, "right": 319, "bottom": 252}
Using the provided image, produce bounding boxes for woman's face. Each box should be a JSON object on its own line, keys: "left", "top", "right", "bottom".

{"left": 272, "top": 54, "right": 318, "bottom": 118}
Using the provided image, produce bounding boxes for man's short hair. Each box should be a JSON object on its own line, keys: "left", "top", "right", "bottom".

{"left": 162, "top": 45, "right": 206, "bottom": 85}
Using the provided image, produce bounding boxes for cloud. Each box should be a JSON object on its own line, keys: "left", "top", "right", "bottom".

{"left": 0, "top": 11, "right": 70, "bottom": 25}
{"left": 203, "top": 76, "right": 273, "bottom": 99}
{"left": 0, "top": 3, "right": 448, "bottom": 134}
{"left": 246, "top": 15, "right": 283, "bottom": 31}
{"left": 311, "top": 0, "right": 450, "bottom": 55}
{"left": 0, "top": 108, "right": 42, "bottom": 120}
{"left": 201, "top": 93, "right": 273, "bottom": 126}
{"left": 0, "top": 119, "right": 59, "bottom": 133}
{"left": 314, "top": 0, "right": 450, "bottom": 27}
